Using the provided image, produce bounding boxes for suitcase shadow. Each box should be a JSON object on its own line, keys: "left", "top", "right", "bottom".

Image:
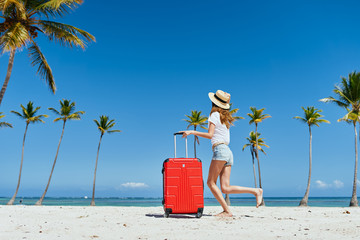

{"left": 145, "top": 213, "right": 212, "bottom": 219}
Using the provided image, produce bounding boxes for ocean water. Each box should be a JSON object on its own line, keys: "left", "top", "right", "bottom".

{"left": 0, "top": 197, "right": 354, "bottom": 207}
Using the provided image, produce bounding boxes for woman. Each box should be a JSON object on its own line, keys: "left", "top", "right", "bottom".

{"left": 182, "top": 90, "right": 263, "bottom": 217}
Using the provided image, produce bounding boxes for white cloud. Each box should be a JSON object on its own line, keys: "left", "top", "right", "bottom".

{"left": 120, "top": 182, "right": 149, "bottom": 188}
{"left": 357, "top": 179, "right": 360, "bottom": 186}
{"left": 315, "top": 180, "right": 344, "bottom": 189}
{"left": 315, "top": 180, "right": 329, "bottom": 189}
{"left": 333, "top": 180, "right": 344, "bottom": 189}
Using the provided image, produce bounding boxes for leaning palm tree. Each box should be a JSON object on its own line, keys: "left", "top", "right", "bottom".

{"left": 35, "top": 99, "right": 84, "bottom": 205}
{"left": 0, "top": 0, "right": 95, "bottom": 105}
{"left": 184, "top": 110, "right": 207, "bottom": 158}
{"left": 242, "top": 131, "right": 269, "bottom": 189}
{"left": 247, "top": 107, "right": 271, "bottom": 206}
{"left": 91, "top": 115, "right": 121, "bottom": 206}
{"left": 294, "top": 107, "right": 330, "bottom": 207}
{"left": 7, "top": 101, "right": 48, "bottom": 205}
{"left": 0, "top": 111, "right": 12, "bottom": 128}
{"left": 320, "top": 71, "right": 360, "bottom": 207}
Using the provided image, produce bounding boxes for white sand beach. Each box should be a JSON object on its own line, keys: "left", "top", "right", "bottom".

{"left": 1, "top": 206, "right": 359, "bottom": 240}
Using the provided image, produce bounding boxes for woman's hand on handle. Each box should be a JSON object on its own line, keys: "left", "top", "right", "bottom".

{"left": 181, "top": 131, "right": 193, "bottom": 138}
{"left": 180, "top": 123, "right": 215, "bottom": 140}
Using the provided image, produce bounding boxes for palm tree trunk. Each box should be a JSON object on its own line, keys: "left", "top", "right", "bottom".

{"left": 225, "top": 194, "right": 230, "bottom": 206}
{"left": 251, "top": 148, "right": 258, "bottom": 188}
{"left": 0, "top": 49, "right": 16, "bottom": 106}
{"left": 255, "top": 124, "right": 265, "bottom": 206}
{"left": 350, "top": 122, "right": 358, "bottom": 207}
{"left": 7, "top": 123, "right": 29, "bottom": 205}
{"left": 300, "top": 126, "right": 312, "bottom": 207}
{"left": 35, "top": 121, "right": 66, "bottom": 205}
{"left": 91, "top": 134, "right": 103, "bottom": 206}
{"left": 194, "top": 126, "right": 197, "bottom": 158}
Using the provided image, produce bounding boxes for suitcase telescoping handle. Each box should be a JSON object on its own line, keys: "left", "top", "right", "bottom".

{"left": 174, "top": 132, "right": 188, "bottom": 158}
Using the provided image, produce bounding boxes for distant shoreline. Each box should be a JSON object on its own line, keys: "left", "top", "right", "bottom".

{"left": 0, "top": 196, "right": 356, "bottom": 207}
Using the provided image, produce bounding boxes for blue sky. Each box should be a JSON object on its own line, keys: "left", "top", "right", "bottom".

{"left": 1, "top": 0, "right": 360, "bottom": 198}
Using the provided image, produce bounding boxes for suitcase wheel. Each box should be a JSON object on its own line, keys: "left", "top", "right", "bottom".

{"left": 164, "top": 208, "right": 172, "bottom": 218}
{"left": 196, "top": 208, "right": 204, "bottom": 218}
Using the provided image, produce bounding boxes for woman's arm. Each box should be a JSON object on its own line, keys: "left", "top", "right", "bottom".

{"left": 181, "top": 122, "right": 215, "bottom": 139}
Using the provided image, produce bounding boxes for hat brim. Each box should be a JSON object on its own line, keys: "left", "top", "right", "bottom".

{"left": 208, "top": 92, "right": 230, "bottom": 110}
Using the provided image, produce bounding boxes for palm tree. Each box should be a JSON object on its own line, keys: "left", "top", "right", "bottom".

{"left": 294, "top": 107, "right": 330, "bottom": 207}
{"left": 242, "top": 131, "right": 269, "bottom": 188}
{"left": 91, "top": 115, "right": 121, "bottom": 206}
{"left": 0, "top": 0, "right": 95, "bottom": 105}
{"left": 7, "top": 101, "right": 48, "bottom": 205}
{"left": 247, "top": 107, "right": 271, "bottom": 206}
{"left": 320, "top": 71, "right": 360, "bottom": 207}
{"left": 35, "top": 99, "right": 84, "bottom": 205}
{"left": 184, "top": 110, "right": 207, "bottom": 158}
{"left": 0, "top": 111, "right": 12, "bottom": 128}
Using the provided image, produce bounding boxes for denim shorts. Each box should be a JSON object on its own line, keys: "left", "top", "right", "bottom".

{"left": 212, "top": 144, "right": 233, "bottom": 166}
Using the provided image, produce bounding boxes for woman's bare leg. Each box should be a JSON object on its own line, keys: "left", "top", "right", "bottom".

{"left": 207, "top": 160, "right": 232, "bottom": 217}
{"left": 220, "top": 166, "right": 263, "bottom": 207}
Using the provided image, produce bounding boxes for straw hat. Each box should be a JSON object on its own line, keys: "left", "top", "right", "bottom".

{"left": 208, "top": 90, "right": 231, "bottom": 110}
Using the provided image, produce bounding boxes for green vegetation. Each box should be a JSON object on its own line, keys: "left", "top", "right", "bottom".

{"left": 0, "top": 0, "right": 95, "bottom": 105}
{"left": 247, "top": 107, "right": 271, "bottom": 206}
{"left": 294, "top": 106, "right": 330, "bottom": 207}
{"left": 7, "top": 101, "right": 48, "bottom": 205}
{"left": 184, "top": 110, "right": 207, "bottom": 158}
{"left": 91, "top": 116, "right": 121, "bottom": 206}
{"left": 0, "top": 112, "right": 12, "bottom": 128}
{"left": 320, "top": 71, "right": 360, "bottom": 207}
{"left": 35, "top": 99, "right": 84, "bottom": 205}
{"left": 243, "top": 131, "right": 269, "bottom": 188}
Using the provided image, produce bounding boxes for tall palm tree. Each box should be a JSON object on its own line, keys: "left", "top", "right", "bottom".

{"left": 0, "top": 0, "right": 95, "bottom": 105}
{"left": 294, "top": 107, "right": 330, "bottom": 207}
{"left": 35, "top": 99, "right": 84, "bottom": 205}
{"left": 91, "top": 115, "right": 121, "bottom": 206}
{"left": 184, "top": 110, "right": 207, "bottom": 158}
{"left": 247, "top": 107, "right": 271, "bottom": 206}
{"left": 242, "top": 131, "right": 269, "bottom": 188}
{"left": 320, "top": 71, "right": 360, "bottom": 207}
{"left": 7, "top": 101, "right": 48, "bottom": 205}
{"left": 0, "top": 111, "right": 12, "bottom": 128}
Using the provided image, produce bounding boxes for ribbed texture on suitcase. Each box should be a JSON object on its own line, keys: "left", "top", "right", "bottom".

{"left": 163, "top": 158, "right": 204, "bottom": 214}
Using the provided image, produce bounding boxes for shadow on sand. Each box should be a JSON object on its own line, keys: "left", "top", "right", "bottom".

{"left": 145, "top": 213, "right": 212, "bottom": 219}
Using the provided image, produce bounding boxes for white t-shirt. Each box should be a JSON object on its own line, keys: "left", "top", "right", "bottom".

{"left": 208, "top": 112, "right": 230, "bottom": 146}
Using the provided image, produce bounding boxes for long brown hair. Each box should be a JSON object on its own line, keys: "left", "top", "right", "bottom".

{"left": 210, "top": 103, "right": 235, "bottom": 129}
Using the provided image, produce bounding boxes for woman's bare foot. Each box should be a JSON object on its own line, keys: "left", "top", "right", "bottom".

{"left": 255, "top": 188, "right": 263, "bottom": 208}
{"left": 215, "top": 211, "right": 233, "bottom": 217}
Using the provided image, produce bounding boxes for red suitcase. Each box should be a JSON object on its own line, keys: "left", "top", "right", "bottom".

{"left": 162, "top": 132, "right": 204, "bottom": 218}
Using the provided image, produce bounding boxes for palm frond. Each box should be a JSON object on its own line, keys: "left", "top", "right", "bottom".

{"left": 0, "top": 122, "right": 13, "bottom": 128}
{"left": 93, "top": 119, "right": 100, "bottom": 128}
{"left": 0, "top": 0, "right": 26, "bottom": 19}
{"left": 108, "top": 130, "right": 121, "bottom": 134}
{"left": 38, "top": 20, "right": 95, "bottom": 50}
{"left": 28, "top": 40, "right": 56, "bottom": 93}
{"left": 0, "top": 22, "right": 29, "bottom": 53}
{"left": 33, "top": 0, "right": 83, "bottom": 18}
{"left": 53, "top": 117, "right": 62, "bottom": 122}
{"left": 67, "top": 111, "right": 84, "bottom": 120}
{"left": 11, "top": 110, "right": 24, "bottom": 118}
{"left": 48, "top": 107, "right": 60, "bottom": 115}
